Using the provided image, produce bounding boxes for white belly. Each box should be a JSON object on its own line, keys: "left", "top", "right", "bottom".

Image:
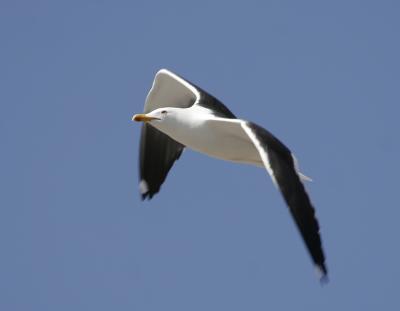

{"left": 186, "top": 126, "right": 262, "bottom": 166}
{"left": 153, "top": 114, "right": 264, "bottom": 167}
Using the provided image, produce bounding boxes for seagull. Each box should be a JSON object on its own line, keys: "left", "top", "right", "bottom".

{"left": 132, "top": 69, "right": 328, "bottom": 281}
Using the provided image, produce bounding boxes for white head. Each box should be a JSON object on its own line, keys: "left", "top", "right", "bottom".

{"left": 132, "top": 107, "right": 182, "bottom": 133}
{"left": 132, "top": 105, "right": 211, "bottom": 138}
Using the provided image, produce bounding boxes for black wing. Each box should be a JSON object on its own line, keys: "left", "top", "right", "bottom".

{"left": 193, "top": 83, "right": 236, "bottom": 119}
{"left": 146, "top": 69, "right": 237, "bottom": 119}
{"left": 243, "top": 122, "right": 327, "bottom": 280}
{"left": 139, "top": 123, "right": 185, "bottom": 200}
{"left": 138, "top": 69, "right": 235, "bottom": 200}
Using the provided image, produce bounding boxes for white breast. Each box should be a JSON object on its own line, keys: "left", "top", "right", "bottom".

{"left": 152, "top": 106, "right": 263, "bottom": 167}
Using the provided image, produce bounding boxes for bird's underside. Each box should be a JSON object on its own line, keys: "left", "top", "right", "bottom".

{"left": 134, "top": 69, "right": 328, "bottom": 281}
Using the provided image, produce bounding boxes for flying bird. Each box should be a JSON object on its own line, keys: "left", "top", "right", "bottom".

{"left": 132, "top": 69, "right": 328, "bottom": 281}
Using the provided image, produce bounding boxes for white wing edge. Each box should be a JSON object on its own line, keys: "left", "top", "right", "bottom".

{"left": 146, "top": 69, "right": 201, "bottom": 105}
{"left": 240, "top": 121, "right": 278, "bottom": 187}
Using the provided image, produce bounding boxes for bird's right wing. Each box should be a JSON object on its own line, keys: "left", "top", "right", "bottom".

{"left": 240, "top": 121, "right": 328, "bottom": 281}
{"left": 139, "top": 123, "right": 185, "bottom": 200}
{"left": 206, "top": 117, "right": 327, "bottom": 280}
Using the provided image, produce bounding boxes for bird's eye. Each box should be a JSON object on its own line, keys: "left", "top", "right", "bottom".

{"left": 161, "top": 110, "right": 167, "bottom": 114}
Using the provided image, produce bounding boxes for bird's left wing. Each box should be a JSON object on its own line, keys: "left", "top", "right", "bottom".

{"left": 144, "top": 69, "right": 199, "bottom": 113}
{"left": 139, "top": 123, "right": 185, "bottom": 200}
{"left": 145, "top": 69, "right": 237, "bottom": 118}
{"left": 138, "top": 69, "right": 196, "bottom": 200}
{"left": 138, "top": 69, "right": 234, "bottom": 200}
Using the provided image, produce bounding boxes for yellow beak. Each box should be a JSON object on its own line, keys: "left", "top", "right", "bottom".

{"left": 132, "top": 114, "right": 159, "bottom": 122}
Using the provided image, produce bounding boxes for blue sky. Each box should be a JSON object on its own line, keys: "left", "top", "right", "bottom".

{"left": 1, "top": 0, "right": 399, "bottom": 310}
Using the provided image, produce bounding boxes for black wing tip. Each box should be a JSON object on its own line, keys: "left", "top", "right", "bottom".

{"left": 316, "top": 264, "right": 329, "bottom": 285}
{"left": 139, "top": 179, "right": 157, "bottom": 201}
{"left": 140, "top": 191, "right": 156, "bottom": 201}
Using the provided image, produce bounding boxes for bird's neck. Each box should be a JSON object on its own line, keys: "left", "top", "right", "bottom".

{"left": 152, "top": 106, "right": 213, "bottom": 145}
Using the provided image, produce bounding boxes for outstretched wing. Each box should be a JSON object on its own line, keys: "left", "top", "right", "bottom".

{"left": 143, "top": 69, "right": 199, "bottom": 113}
{"left": 145, "top": 69, "right": 236, "bottom": 118}
{"left": 241, "top": 121, "right": 328, "bottom": 280}
{"left": 138, "top": 69, "right": 235, "bottom": 199}
{"left": 139, "top": 123, "right": 184, "bottom": 200}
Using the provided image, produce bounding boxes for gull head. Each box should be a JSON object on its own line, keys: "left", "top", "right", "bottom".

{"left": 132, "top": 107, "right": 176, "bottom": 123}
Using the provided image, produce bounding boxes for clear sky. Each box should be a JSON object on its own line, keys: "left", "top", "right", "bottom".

{"left": 1, "top": 0, "right": 399, "bottom": 310}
